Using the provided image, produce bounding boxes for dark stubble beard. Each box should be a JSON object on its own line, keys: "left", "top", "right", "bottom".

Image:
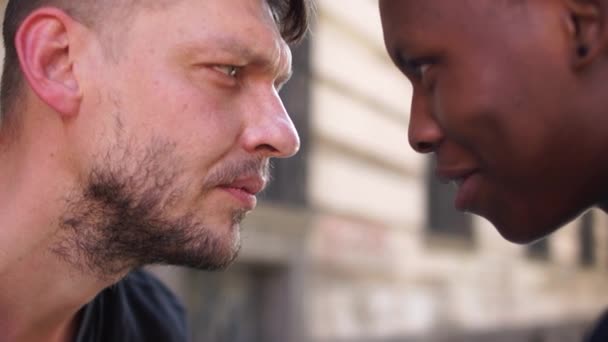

{"left": 53, "top": 139, "right": 267, "bottom": 280}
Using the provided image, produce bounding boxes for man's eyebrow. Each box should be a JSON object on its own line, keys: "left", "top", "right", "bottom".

{"left": 178, "top": 35, "right": 293, "bottom": 86}
{"left": 212, "top": 36, "right": 260, "bottom": 61}
{"left": 220, "top": 37, "right": 292, "bottom": 81}
{"left": 176, "top": 38, "right": 254, "bottom": 61}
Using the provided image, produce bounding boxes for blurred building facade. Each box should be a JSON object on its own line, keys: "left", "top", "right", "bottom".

{"left": 1, "top": 0, "right": 608, "bottom": 341}
{"left": 162, "top": 1, "right": 608, "bottom": 341}
{"left": 159, "top": 1, "right": 608, "bottom": 341}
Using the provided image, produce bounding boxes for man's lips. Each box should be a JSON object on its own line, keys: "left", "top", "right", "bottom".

{"left": 223, "top": 176, "right": 266, "bottom": 195}
{"left": 435, "top": 168, "right": 477, "bottom": 185}
{"left": 218, "top": 176, "right": 266, "bottom": 210}
{"left": 435, "top": 167, "right": 480, "bottom": 211}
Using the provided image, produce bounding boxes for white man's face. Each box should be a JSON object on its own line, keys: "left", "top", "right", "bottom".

{"left": 65, "top": 0, "right": 299, "bottom": 274}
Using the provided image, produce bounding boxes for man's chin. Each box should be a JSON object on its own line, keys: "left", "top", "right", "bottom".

{"left": 178, "top": 243, "right": 241, "bottom": 271}
{"left": 490, "top": 214, "right": 564, "bottom": 245}
{"left": 153, "top": 222, "right": 242, "bottom": 271}
{"left": 198, "top": 232, "right": 241, "bottom": 270}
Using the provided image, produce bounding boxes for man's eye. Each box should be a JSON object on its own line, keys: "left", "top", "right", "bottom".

{"left": 403, "top": 58, "right": 434, "bottom": 79}
{"left": 213, "top": 65, "right": 240, "bottom": 78}
{"left": 395, "top": 51, "right": 437, "bottom": 81}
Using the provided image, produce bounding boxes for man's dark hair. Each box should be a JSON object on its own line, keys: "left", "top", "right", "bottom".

{"left": 0, "top": 0, "right": 312, "bottom": 130}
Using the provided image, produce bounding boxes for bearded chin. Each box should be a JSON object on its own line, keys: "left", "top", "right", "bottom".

{"left": 53, "top": 141, "right": 241, "bottom": 280}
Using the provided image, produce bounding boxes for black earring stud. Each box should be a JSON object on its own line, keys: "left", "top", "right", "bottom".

{"left": 578, "top": 45, "right": 589, "bottom": 58}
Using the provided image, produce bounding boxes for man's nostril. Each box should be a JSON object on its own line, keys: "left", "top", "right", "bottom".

{"left": 417, "top": 141, "right": 435, "bottom": 153}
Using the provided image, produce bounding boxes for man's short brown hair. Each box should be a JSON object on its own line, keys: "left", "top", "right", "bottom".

{"left": 0, "top": 0, "right": 312, "bottom": 130}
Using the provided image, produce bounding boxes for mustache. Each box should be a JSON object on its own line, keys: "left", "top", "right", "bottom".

{"left": 203, "top": 156, "right": 271, "bottom": 189}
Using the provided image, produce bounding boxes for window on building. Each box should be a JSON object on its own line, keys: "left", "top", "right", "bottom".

{"left": 526, "top": 238, "right": 550, "bottom": 260}
{"left": 186, "top": 265, "right": 291, "bottom": 342}
{"left": 260, "top": 38, "right": 311, "bottom": 207}
{"left": 426, "top": 158, "right": 473, "bottom": 240}
{"left": 579, "top": 210, "right": 595, "bottom": 267}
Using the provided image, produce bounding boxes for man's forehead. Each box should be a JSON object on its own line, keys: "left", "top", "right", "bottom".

{"left": 380, "top": 0, "right": 529, "bottom": 41}
{"left": 380, "top": 0, "right": 449, "bottom": 21}
{"left": 380, "top": 0, "right": 520, "bottom": 23}
{"left": 380, "top": 0, "right": 448, "bottom": 42}
{"left": 131, "top": 0, "right": 289, "bottom": 55}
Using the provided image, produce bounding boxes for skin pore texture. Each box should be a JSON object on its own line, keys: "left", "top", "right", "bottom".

{"left": 0, "top": 0, "right": 301, "bottom": 341}
{"left": 380, "top": 0, "right": 608, "bottom": 244}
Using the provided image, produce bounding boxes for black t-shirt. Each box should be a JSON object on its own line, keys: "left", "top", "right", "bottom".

{"left": 75, "top": 269, "right": 190, "bottom": 342}
{"left": 586, "top": 309, "right": 608, "bottom": 342}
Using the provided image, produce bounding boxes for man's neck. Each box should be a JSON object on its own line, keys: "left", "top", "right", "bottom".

{"left": 0, "top": 240, "right": 96, "bottom": 341}
{"left": 0, "top": 131, "right": 120, "bottom": 342}
{"left": 0, "top": 210, "right": 113, "bottom": 342}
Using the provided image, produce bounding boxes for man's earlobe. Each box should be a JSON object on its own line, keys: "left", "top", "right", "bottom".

{"left": 15, "top": 8, "right": 82, "bottom": 117}
{"left": 565, "top": 0, "right": 604, "bottom": 68}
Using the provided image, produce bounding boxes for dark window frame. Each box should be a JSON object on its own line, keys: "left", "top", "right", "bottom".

{"left": 526, "top": 238, "right": 550, "bottom": 261}
{"left": 260, "top": 38, "right": 311, "bottom": 207}
{"left": 579, "top": 210, "right": 595, "bottom": 267}
{"left": 426, "top": 158, "right": 474, "bottom": 244}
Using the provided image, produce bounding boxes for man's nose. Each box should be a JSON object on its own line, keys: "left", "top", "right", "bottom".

{"left": 408, "top": 90, "right": 443, "bottom": 154}
{"left": 241, "top": 90, "right": 300, "bottom": 158}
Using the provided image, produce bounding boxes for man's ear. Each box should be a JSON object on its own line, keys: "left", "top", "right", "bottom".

{"left": 563, "top": 0, "right": 607, "bottom": 69}
{"left": 15, "top": 8, "right": 83, "bottom": 117}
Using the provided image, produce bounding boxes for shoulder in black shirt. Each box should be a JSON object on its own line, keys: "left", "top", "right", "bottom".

{"left": 75, "top": 269, "right": 190, "bottom": 342}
